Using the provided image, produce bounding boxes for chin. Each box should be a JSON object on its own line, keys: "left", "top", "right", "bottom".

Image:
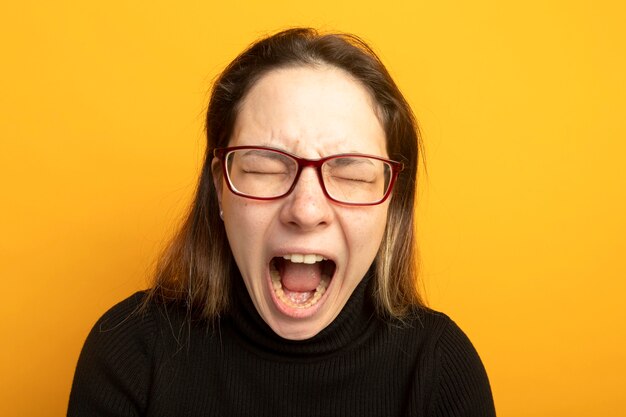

{"left": 265, "top": 314, "right": 330, "bottom": 340}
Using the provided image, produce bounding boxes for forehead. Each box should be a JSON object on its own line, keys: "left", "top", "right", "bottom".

{"left": 230, "top": 66, "right": 387, "bottom": 158}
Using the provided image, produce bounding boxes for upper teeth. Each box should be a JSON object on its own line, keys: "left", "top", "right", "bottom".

{"left": 282, "top": 254, "right": 326, "bottom": 264}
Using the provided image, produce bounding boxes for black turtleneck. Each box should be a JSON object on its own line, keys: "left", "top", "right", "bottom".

{"left": 68, "top": 274, "right": 495, "bottom": 416}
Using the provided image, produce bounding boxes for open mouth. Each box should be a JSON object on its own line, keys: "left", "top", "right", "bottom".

{"left": 269, "top": 254, "right": 336, "bottom": 309}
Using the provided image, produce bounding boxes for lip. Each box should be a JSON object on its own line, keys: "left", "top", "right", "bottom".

{"left": 265, "top": 249, "right": 337, "bottom": 319}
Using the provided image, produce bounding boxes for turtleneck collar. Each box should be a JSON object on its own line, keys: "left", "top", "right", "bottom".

{"left": 227, "top": 268, "right": 378, "bottom": 359}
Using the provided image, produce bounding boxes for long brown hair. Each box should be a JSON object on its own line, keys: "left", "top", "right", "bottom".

{"left": 147, "top": 28, "right": 424, "bottom": 320}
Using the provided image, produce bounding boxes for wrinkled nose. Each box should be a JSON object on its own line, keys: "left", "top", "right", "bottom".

{"left": 279, "top": 168, "right": 333, "bottom": 231}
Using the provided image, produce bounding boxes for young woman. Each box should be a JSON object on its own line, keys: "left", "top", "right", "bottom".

{"left": 68, "top": 28, "right": 495, "bottom": 416}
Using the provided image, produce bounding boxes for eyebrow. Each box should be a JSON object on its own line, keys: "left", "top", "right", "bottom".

{"left": 327, "top": 156, "right": 376, "bottom": 166}
{"left": 254, "top": 142, "right": 365, "bottom": 158}
{"left": 240, "top": 148, "right": 292, "bottom": 162}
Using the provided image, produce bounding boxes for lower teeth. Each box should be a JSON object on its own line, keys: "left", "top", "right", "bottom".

{"left": 269, "top": 267, "right": 329, "bottom": 309}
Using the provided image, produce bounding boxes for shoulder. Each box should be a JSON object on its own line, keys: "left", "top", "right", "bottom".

{"left": 73, "top": 291, "right": 160, "bottom": 372}
{"left": 412, "top": 309, "right": 496, "bottom": 417}
{"left": 86, "top": 291, "right": 158, "bottom": 349}
{"left": 383, "top": 308, "right": 495, "bottom": 416}
{"left": 384, "top": 307, "right": 460, "bottom": 347}
{"left": 412, "top": 308, "right": 478, "bottom": 355}
{"left": 68, "top": 292, "right": 164, "bottom": 415}
{"left": 78, "top": 291, "right": 201, "bottom": 363}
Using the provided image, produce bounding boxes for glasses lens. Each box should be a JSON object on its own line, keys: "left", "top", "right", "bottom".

{"left": 225, "top": 149, "right": 297, "bottom": 198}
{"left": 322, "top": 156, "right": 392, "bottom": 204}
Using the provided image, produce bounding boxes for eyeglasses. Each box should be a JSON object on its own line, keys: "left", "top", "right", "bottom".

{"left": 213, "top": 146, "right": 403, "bottom": 206}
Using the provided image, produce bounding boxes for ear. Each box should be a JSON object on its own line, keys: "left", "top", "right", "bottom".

{"left": 211, "top": 158, "right": 223, "bottom": 209}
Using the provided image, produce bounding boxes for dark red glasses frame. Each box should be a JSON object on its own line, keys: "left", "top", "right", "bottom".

{"left": 213, "top": 146, "right": 404, "bottom": 206}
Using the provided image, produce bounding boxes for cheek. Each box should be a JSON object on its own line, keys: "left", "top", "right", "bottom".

{"left": 222, "top": 198, "right": 254, "bottom": 254}
{"left": 222, "top": 197, "right": 275, "bottom": 255}
{"left": 345, "top": 206, "right": 389, "bottom": 254}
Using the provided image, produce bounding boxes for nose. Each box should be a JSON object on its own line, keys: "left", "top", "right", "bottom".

{"left": 279, "top": 167, "right": 333, "bottom": 231}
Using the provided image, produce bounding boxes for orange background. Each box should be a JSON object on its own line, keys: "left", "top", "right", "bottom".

{"left": 1, "top": 1, "right": 625, "bottom": 416}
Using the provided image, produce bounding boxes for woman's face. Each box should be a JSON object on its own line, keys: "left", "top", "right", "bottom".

{"left": 214, "top": 66, "right": 389, "bottom": 340}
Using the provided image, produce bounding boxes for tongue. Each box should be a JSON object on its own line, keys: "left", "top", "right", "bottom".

{"left": 280, "top": 261, "right": 322, "bottom": 292}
